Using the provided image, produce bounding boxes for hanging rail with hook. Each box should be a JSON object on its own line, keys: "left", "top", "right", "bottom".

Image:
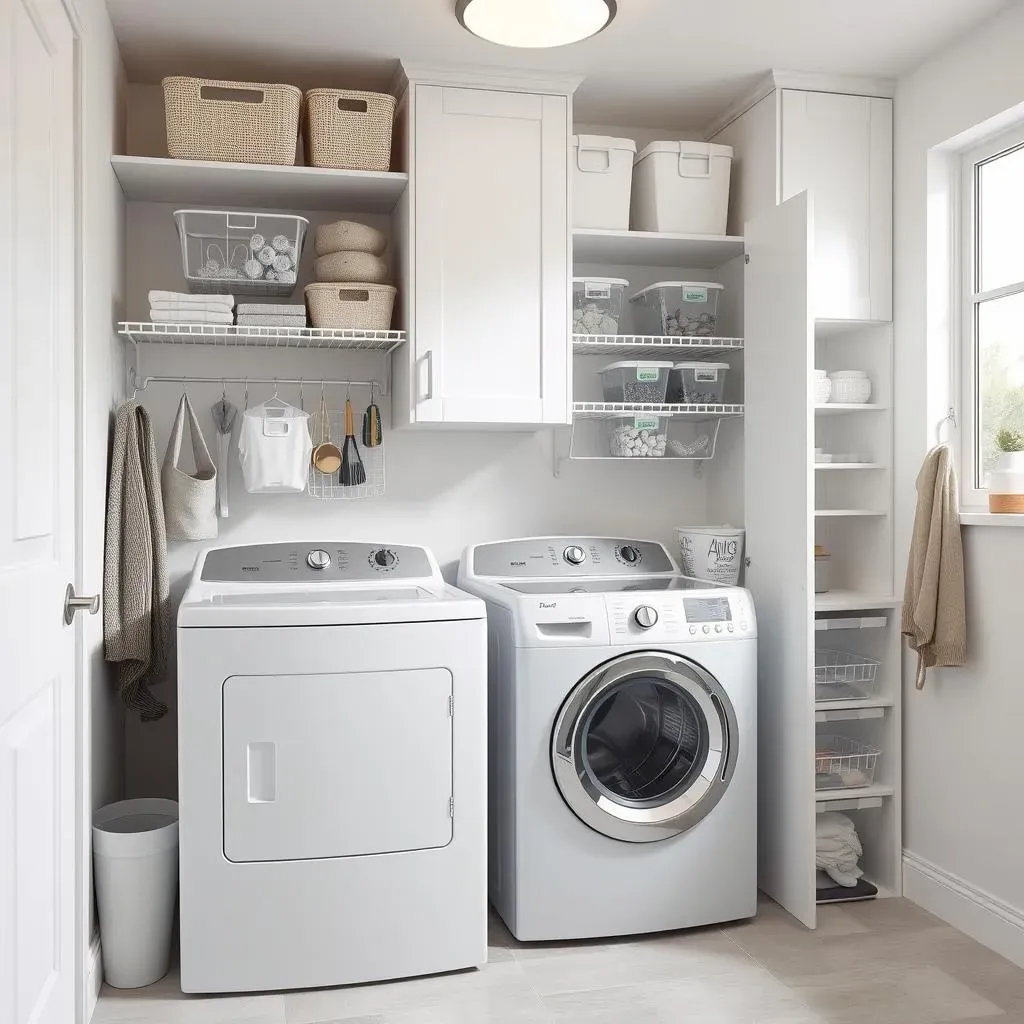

{"left": 130, "top": 372, "right": 381, "bottom": 399}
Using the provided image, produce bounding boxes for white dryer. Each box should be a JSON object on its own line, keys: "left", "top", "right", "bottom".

{"left": 458, "top": 537, "right": 757, "bottom": 941}
{"left": 177, "top": 542, "right": 487, "bottom": 993}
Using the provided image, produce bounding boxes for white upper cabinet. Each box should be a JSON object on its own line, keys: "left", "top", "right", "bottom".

{"left": 395, "top": 70, "right": 575, "bottom": 427}
{"left": 780, "top": 90, "right": 892, "bottom": 322}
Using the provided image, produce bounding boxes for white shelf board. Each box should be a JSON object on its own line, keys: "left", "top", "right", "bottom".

{"left": 816, "top": 318, "right": 893, "bottom": 340}
{"left": 111, "top": 155, "right": 409, "bottom": 213}
{"left": 815, "top": 590, "right": 901, "bottom": 612}
{"left": 118, "top": 322, "right": 406, "bottom": 353}
{"left": 815, "top": 696, "right": 895, "bottom": 713}
{"left": 573, "top": 228, "right": 744, "bottom": 267}
{"left": 815, "top": 784, "right": 894, "bottom": 804}
{"left": 815, "top": 403, "right": 888, "bottom": 415}
{"left": 572, "top": 334, "right": 743, "bottom": 357}
{"left": 814, "top": 509, "right": 887, "bottom": 518}
{"left": 815, "top": 463, "right": 884, "bottom": 471}
{"left": 572, "top": 401, "right": 743, "bottom": 420}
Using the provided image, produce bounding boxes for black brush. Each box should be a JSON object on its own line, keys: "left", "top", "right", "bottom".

{"left": 340, "top": 397, "right": 366, "bottom": 486}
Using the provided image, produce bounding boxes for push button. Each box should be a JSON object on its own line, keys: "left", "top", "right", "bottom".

{"left": 689, "top": 625, "right": 698, "bottom": 635}
{"left": 702, "top": 625, "right": 710, "bottom": 634}
{"left": 714, "top": 624, "right": 723, "bottom": 634}
{"left": 727, "top": 624, "right": 734, "bottom": 633}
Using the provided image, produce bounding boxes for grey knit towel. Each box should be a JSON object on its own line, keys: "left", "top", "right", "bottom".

{"left": 103, "top": 400, "right": 171, "bottom": 721}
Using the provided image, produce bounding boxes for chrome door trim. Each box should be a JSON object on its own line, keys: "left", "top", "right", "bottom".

{"left": 551, "top": 651, "right": 738, "bottom": 843}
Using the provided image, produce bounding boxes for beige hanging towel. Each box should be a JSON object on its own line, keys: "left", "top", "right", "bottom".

{"left": 104, "top": 400, "right": 171, "bottom": 721}
{"left": 902, "top": 444, "right": 966, "bottom": 688}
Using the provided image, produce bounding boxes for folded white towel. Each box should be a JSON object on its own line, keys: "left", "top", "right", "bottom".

{"left": 816, "top": 812, "right": 858, "bottom": 840}
{"left": 149, "top": 309, "right": 234, "bottom": 325}
{"left": 235, "top": 303, "right": 306, "bottom": 316}
{"left": 151, "top": 300, "right": 239, "bottom": 314}
{"left": 235, "top": 314, "right": 307, "bottom": 327}
{"left": 149, "top": 289, "right": 235, "bottom": 307}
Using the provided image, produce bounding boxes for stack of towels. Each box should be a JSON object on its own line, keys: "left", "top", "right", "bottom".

{"left": 236, "top": 303, "right": 307, "bottom": 328}
{"left": 150, "top": 290, "right": 234, "bottom": 325}
{"left": 815, "top": 812, "right": 862, "bottom": 887}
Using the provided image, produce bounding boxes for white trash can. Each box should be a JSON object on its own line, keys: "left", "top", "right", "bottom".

{"left": 675, "top": 525, "right": 745, "bottom": 586}
{"left": 93, "top": 798, "right": 179, "bottom": 989}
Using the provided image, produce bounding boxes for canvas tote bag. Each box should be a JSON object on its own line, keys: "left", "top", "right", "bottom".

{"left": 161, "top": 393, "right": 218, "bottom": 540}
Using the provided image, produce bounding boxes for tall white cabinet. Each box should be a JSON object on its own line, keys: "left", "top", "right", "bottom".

{"left": 392, "top": 66, "right": 578, "bottom": 427}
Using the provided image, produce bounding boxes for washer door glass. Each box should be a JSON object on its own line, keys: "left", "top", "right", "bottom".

{"left": 551, "top": 652, "right": 737, "bottom": 843}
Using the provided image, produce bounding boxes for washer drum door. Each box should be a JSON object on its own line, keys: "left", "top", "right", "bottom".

{"left": 551, "top": 651, "right": 738, "bottom": 843}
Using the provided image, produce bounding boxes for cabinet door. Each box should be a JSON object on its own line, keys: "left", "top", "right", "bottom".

{"left": 744, "top": 192, "right": 817, "bottom": 928}
{"left": 413, "top": 86, "right": 569, "bottom": 424}
{"left": 781, "top": 90, "right": 892, "bottom": 322}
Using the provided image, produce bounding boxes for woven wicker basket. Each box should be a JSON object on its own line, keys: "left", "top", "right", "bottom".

{"left": 314, "top": 251, "right": 389, "bottom": 284}
{"left": 314, "top": 220, "right": 387, "bottom": 257}
{"left": 163, "top": 77, "right": 301, "bottom": 165}
{"left": 305, "top": 283, "right": 396, "bottom": 330}
{"left": 305, "top": 89, "right": 396, "bottom": 171}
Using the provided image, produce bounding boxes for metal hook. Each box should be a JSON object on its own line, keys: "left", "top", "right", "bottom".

{"left": 298, "top": 377, "right": 304, "bottom": 411}
{"left": 221, "top": 379, "right": 228, "bottom": 402}
{"left": 936, "top": 407, "right": 957, "bottom": 445}
{"left": 244, "top": 378, "right": 249, "bottom": 411}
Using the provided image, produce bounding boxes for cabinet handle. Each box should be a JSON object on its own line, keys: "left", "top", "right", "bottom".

{"left": 422, "top": 350, "right": 434, "bottom": 401}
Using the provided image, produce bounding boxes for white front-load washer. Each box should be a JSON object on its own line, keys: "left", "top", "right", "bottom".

{"left": 457, "top": 537, "right": 757, "bottom": 941}
{"left": 177, "top": 542, "right": 487, "bottom": 993}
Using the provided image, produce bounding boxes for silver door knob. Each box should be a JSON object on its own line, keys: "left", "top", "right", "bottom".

{"left": 633, "top": 605, "right": 658, "bottom": 629}
{"left": 64, "top": 584, "right": 100, "bottom": 625}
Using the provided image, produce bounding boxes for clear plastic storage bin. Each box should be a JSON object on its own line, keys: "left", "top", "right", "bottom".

{"left": 815, "top": 734, "right": 881, "bottom": 790}
{"left": 606, "top": 415, "right": 669, "bottom": 458}
{"left": 598, "top": 360, "right": 673, "bottom": 403}
{"left": 629, "top": 282, "right": 723, "bottom": 337}
{"left": 573, "top": 277, "right": 629, "bottom": 334}
{"left": 174, "top": 209, "right": 309, "bottom": 297}
{"left": 668, "top": 361, "right": 729, "bottom": 403}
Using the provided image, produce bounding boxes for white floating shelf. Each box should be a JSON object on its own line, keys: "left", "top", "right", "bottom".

{"left": 815, "top": 697, "right": 895, "bottom": 715}
{"left": 814, "top": 509, "right": 887, "bottom": 518}
{"left": 815, "top": 404, "right": 888, "bottom": 415}
{"left": 816, "top": 318, "right": 893, "bottom": 340}
{"left": 815, "top": 784, "right": 894, "bottom": 805}
{"left": 814, "top": 615, "right": 888, "bottom": 631}
{"left": 572, "top": 401, "right": 744, "bottom": 420}
{"left": 573, "top": 334, "right": 743, "bottom": 357}
{"left": 815, "top": 463, "right": 884, "bottom": 471}
{"left": 815, "top": 590, "right": 901, "bottom": 612}
{"left": 111, "top": 155, "right": 409, "bottom": 213}
{"left": 118, "top": 322, "right": 406, "bottom": 353}
{"left": 573, "top": 228, "right": 744, "bottom": 268}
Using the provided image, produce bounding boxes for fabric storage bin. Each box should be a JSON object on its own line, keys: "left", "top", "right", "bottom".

{"left": 305, "top": 283, "right": 396, "bottom": 330}
{"left": 630, "top": 282, "right": 723, "bottom": 337}
{"left": 606, "top": 415, "right": 668, "bottom": 458}
{"left": 630, "top": 141, "right": 733, "bottom": 234}
{"left": 571, "top": 135, "right": 637, "bottom": 230}
{"left": 174, "top": 210, "right": 307, "bottom": 297}
{"left": 162, "top": 77, "right": 301, "bottom": 165}
{"left": 573, "top": 277, "right": 628, "bottom": 335}
{"left": 668, "top": 362, "right": 729, "bottom": 403}
{"left": 815, "top": 735, "right": 881, "bottom": 790}
{"left": 305, "top": 89, "right": 396, "bottom": 171}
{"left": 599, "top": 361, "right": 673, "bottom": 403}
{"left": 314, "top": 220, "right": 387, "bottom": 257}
{"left": 314, "top": 251, "right": 389, "bottom": 284}
{"left": 828, "top": 371, "right": 872, "bottom": 404}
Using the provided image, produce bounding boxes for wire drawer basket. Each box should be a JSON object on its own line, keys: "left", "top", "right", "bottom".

{"left": 306, "top": 408, "right": 385, "bottom": 500}
{"left": 815, "top": 735, "right": 881, "bottom": 790}
{"left": 814, "top": 649, "right": 880, "bottom": 701}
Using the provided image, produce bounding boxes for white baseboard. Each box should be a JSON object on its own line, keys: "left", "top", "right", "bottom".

{"left": 86, "top": 933, "right": 102, "bottom": 1022}
{"left": 904, "top": 851, "right": 1024, "bottom": 969}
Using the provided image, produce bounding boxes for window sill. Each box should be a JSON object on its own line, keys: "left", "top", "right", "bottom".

{"left": 959, "top": 512, "right": 1024, "bottom": 527}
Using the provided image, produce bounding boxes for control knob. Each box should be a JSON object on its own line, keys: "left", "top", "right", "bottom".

{"left": 306, "top": 549, "right": 331, "bottom": 570}
{"left": 563, "top": 545, "right": 586, "bottom": 566}
{"left": 618, "top": 545, "right": 642, "bottom": 565}
{"left": 373, "top": 548, "right": 397, "bottom": 569}
{"left": 633, "top": 605, "right": 659, "bottom": 629}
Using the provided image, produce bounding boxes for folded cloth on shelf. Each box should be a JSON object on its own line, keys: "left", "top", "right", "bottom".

{"left": 235, "top": 314, "right": 307, "bottom": 328}
{"left": 150, "top": 300, "right": 239, "bottom": 314}
{"left": 149, "top": 309, "right": 234, "bottom": 325}
{"left": 149, "top": 289, "right": 234, "bottom": 307}
{"left": 815, "top": 812, "right": 863, "bottom": 888}
{"left": 235, "top": 302, "right": 306, "bottom": 316}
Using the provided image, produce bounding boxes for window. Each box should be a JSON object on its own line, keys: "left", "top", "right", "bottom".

{"left": 961, "top": 125, "right": 1024, "bottom": 503}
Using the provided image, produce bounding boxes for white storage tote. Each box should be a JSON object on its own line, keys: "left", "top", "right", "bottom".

{"left": 668, "top": 362, "right": 730, "bottom": 404}
{"left": 630, "top": 282, "right": 723, "bottom": 337}
{"left": 630, "top": 141, "right": 733, "bottom": 234}
{"left": 573, "top": 277, "right": 628, "bottom": 335}
{"left": 599, "top": 361, "right": 673, "bottom": 403}
{"left": 571, "top": 135, "right": 637, "bottom": 230}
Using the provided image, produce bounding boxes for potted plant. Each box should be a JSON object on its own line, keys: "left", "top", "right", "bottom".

{"left": 989, "top": 428, "right": 1024, "bottom": 513}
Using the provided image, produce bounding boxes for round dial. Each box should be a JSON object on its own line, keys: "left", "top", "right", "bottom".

{"left": 373, "top": 548, "right": 397, "bottom": 569}
{"left": 633, "top": 605, "right": 659, "bottom": 629}
{"left": 618, "top": 545, "right": 642, "bottom": 565}
{"left": 563, "top": 545, "right": 586, "bottom": 566}
{"left": 306, "top": 549, "right": 331, "bottom": 570}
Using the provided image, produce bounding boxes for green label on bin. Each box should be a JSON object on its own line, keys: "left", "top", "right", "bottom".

{"left": 683, "top": 287, "right": 709, "bottom": 303}
{"left": 636, "top": 368, "right": 661, "bottom": 382}
{"left": 633, "top": 417, "right": 659, "bottom": 431}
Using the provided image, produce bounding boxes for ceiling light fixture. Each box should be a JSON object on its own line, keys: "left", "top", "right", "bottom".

{"left": 455, "top": 0, "right": 616, "bottom": 48}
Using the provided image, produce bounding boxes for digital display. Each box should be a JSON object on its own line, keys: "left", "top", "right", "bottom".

{"left": 683, "top": 597, "right": 732, "bottom": 623}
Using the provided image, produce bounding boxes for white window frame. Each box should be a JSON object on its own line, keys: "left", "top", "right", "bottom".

{"left": 959, "top": 123, "right": 1024, "bottom": 509}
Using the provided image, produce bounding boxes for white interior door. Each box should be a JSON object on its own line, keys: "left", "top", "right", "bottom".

{"left": 744, "top": 193, "right": 817, "bottom": 928}
{"left": 0, "top": 0, "right": 79, "bottom": 1020}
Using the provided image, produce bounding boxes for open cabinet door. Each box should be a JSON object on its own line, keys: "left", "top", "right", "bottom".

{"left": 744, "top": 193, "right": 817, "bottom": 928}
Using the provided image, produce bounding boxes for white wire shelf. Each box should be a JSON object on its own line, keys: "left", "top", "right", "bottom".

{"left": 572, "top": 402, "right": 743, "bottom": 420}
{"left": 572, "top": 334, "right": 744, "bottom": 357}
{"left": 118, "top": 322, "right": 406, "bottom": 353}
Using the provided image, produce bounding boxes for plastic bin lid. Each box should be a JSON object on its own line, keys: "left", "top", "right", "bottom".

{"left": 572, "top": 135, "right": 637, "bottom": 152}
{"left": 573, "top": 277, "right": 630, "bottom": 287}
{"left": 601, "top": 360, "right": 674, "bottom": 372}
{"left": 671, "top": 361, "right": 730, "bottom": 370}
{"left": 634, "top": 140, "right": 733, "bottom": 164}
{"left": 92, "top": 798, "right": 179, "bottom": 857}
{"left": 629, "top": 281, "right": 724, "bottom": 301}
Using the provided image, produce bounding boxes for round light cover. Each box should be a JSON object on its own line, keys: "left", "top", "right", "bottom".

{"left": 455, "top": 0, "right": 616, "bottom": 48}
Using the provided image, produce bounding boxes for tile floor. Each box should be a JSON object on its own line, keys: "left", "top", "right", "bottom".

{"left": 94, "top": 897, "right": 1024, "bottom": 1024}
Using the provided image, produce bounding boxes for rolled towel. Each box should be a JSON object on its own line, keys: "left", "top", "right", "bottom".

{"left": 149, "top": 289, "right": 234, "bottom": 307}
{"left": 149, "top": 309, "right": 234, "bottom": 324}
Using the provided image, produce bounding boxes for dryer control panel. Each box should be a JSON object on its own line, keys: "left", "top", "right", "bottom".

{"left": 469, "top": 537, "right": 676, "bottom": 578}
{"left": 199, "top": 543, "right": 434, "bottom": 583}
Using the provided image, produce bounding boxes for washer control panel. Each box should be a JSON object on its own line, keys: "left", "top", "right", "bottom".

{"left": 471, "top": 538, "right": 675, "bottom": 578}
{"left": 607, "top": 590, "right": 755, "bottom": 640}
{"left": 200, "top": 543, "right": 431, "bottom": 582}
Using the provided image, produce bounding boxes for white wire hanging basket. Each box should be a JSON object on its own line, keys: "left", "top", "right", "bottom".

{"left": 306, "top": 404, "right": 385, "bottom": 500}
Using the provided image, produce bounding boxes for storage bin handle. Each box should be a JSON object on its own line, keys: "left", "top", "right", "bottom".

{"left": 199, "top": 84, "right": 267, "bottom": 106}
{"left": 336, "top": 288, "right": 370, "bottom": 303}
{"left": 575, "top": 141, "right": 612, "bottom": 174}
{"left": 337, "top": 96, "right": 369, "bottom": 114}
{"left": 677, "top": 152, "right": 712, "bottom": 178}
{"left": 226, "top": 213, "right": 258, "bottom": 230}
